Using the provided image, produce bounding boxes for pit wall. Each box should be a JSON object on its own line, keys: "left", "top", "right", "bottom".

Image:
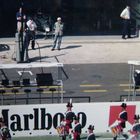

{"left": 0, "top": 101, "right": 138, "bottom": 137}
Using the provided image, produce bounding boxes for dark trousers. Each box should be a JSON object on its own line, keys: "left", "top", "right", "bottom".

{"left": 23, "top": 31, "right": 35, "bottom": 61}
{"left": 113, "top": 134, "right": 128, "bottom": 140}
{"left": 30, "top": 31, "right": 35, "bottom": 49}
{"left": 122, "top": 19, "right": 131, "bottom": 38}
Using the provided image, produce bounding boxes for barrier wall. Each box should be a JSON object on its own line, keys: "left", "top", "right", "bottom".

{"left": 0, "top": 101, "right": 139, "bottom": 137}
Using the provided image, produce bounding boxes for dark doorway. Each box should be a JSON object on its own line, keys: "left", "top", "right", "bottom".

{"left": 0, "top": 0, "right": 132, "bottom": 36}
{"left": 67, "top": 0, "right": 128, "bottom": 35}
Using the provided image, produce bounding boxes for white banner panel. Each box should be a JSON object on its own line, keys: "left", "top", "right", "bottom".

{"left": 0, "top": 101, "right": 140, "bottom": 137}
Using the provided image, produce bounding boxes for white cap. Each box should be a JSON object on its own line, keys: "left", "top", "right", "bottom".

{"left": 57, "top": 17, "right": 61, "bottom": 21}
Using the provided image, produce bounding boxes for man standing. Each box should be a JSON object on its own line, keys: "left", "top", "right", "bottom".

{"left": 26, "top": 18, "right": 37, "bottom": 50}
{"left": 16, "top": 7, "right": 26, "bottom": 33}
{"left": 113, "top": 103, "right": 128, "bottom": 140}
{"left": 120, "top": 6, "right": 131, "bottom": 39}
{"left": 23, "top": 18, "right": 37, "bottom": 62}
{"left": 72, "top": 116, "right": 82, "bottom": 140}
{"left": 87, "top": 125, "right": 96, "bottom": 140}
{"left": 65, "top": 102, "right": 75, "bottom": 135}
{"left": 51, "top": 17, "right": 64, "bottom": 51}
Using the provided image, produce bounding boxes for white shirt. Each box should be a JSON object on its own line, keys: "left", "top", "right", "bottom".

{"left": 26, "top": 20, "right": 37, "bottom": 31}
{"left": 120, "top": 7, "right": 130, "bottom": 20}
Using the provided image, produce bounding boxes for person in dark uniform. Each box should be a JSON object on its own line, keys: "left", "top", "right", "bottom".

{"left": 65, "top": 102, "right": 75, "bottom": 135}
{"left": 72, "top": 116, "right": 82, "bottom": 140}
{"left": 87, "top": 125, "right": 96, "bottom": 140}
{"left": 113, "top": 103, "right": 128, "bottom": 140}
{"left": 129, "top": 114, "right": 140, "bottom": 139}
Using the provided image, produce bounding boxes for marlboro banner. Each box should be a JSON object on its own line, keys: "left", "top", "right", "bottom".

{"left": 0, "top": 102, "right": 139, "bottom": 137}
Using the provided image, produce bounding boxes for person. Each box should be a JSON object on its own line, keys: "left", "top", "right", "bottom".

{"left": 65, "top": 102, "right": 75, "bottom": 135}
{"left": 23, "top": 18, "right": 37, "bottom": 62}
{"left": 120, "top": 6, "right": 131, "bottom": 39}
{"left": 0, "top": 117, "right": 11, "bottom": 140}
{"left": 56, "top": 117, "right": 68, "bottom": 140}
{"left": 87, "top": 125, "right": 96, "bottom": 140}
{"left": 129, "top": 115, "right": 140, "bottom": 140}
{"left": 26, "top": 17, "right": 37, "bottom": 50}
{"left": 113, "top": 103, "right": 128, "bottom": 140}
{"left": 16, "top": 7, "right": 26, "bottom": 33}
{"left": 51, "top": 17, "right": 64, "bottom": 51}
{"left": 72, "top": 116, "right": 82, "bottom": 140}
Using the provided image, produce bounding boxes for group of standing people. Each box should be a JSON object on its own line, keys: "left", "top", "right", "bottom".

{"left": 57, "top": 102, "right": 96, "bottom": 140}
{"left": 16, "top": 7, "right": 64, "bottom": 62}
{"left": 15, "top": 5, "right": 133, "bottom": 62}
{"left": 58, "top": 102, "right": 140, "bottom": 140}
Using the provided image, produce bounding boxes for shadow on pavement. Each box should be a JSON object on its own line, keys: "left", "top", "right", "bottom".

{"left": 62, "top": 45, "right": 82, "bottom": 50}
{"left": 0, "top": 44, "right": 10, "bottom": 51}
{"left": 28, "top": 45, "right": 52, "bottom": 51}
{"left": 29, "top": 53, "right": 66, "bottom": 62}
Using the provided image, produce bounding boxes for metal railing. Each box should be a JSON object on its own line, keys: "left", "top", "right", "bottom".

{"left": 0, "top": 95, "right": 91, "bottom": 105}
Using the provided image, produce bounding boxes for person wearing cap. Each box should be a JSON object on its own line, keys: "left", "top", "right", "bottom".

{"left": 129, "top": 115, "right": 140, "bottom": 140}
{"left": 72, "top": 116, "right": 82, "bottom": 140}
{"left": 87, "top": 125, "right": 96, "bottom": 140}
{"left": 51, "top": 17, "right": 64, "bottom": 51}
{"left": 120, "top": 6, "right": 131, "bottom": 39}
{"left": 65, "top": 102, "right": 75, "bottom": 135}
{"left": 113, "top": 103, "right": 128, "bottom": 140}
{"left": 118, "top": 103, "right": 128, "bottom": 129}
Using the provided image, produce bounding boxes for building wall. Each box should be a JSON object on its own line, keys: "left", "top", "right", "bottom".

{"left": 0, "top": 0, "right": 138, "bottom": 36}
{"left": 131, "top": 0, "right": 140, "bottom": 27}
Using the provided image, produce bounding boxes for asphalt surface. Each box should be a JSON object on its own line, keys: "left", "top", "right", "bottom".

{"left": 0, "top": 35, "right": 140, "bottom": 104}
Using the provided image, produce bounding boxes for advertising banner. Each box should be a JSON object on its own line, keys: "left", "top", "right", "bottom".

{"left": 0, "top": 101, "right": 139, "bottom": 137}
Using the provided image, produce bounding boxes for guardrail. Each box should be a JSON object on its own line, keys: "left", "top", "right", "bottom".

{"left": 0, "top": 96, "right": 91, "bottom": 105}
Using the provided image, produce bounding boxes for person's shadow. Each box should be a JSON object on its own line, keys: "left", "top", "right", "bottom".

{"left": 28, "top": 45, "right": 52, "bottom": 51}
{"left": 62, "top": 45, "right": 82, "bottom": 50}
{"left": 0, "top": 44, "right": 10, "bottom": 51}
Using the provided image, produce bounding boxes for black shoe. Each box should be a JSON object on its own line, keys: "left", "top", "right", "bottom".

{"left": 32, "top": 48, "right": 35, "bottom": 50}
{"left": 122, "top": 134, "right": 128, "bottom": 139}
{"left": 122, "top": 37, "right": 126, "bottom": 39}
{"left": 58, "top": 48, "right": 61, "bottom": 51}
{"left": 113, "top": 136, "right": 117, "bottom": 140}
{"left": 128, "top": 36, "right": 132, "bottom": 38}
{"left": 24, "top": 59, "right": 30, "bottom": 63}
{"left": 51, "top": 48, "right": 55, "bottom": 51}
